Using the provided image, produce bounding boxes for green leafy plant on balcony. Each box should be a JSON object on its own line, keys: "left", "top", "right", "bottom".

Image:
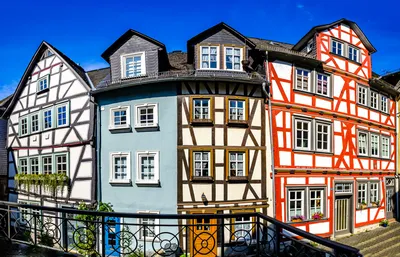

{"left": 15, "top": 173, "right": 69, "bottom": 195}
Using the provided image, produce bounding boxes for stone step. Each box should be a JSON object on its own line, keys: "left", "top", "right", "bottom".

{"left": 362, "top": 234, "right": 400, "bottom": 256}
{"left": 336, "top": 222, "right": 400, "bottom": 249}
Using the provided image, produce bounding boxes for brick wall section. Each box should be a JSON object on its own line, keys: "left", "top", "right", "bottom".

{"left": 0, "top": 119, "right": 7, "bottom": 176}
{"left": 109, "top": 35, "right": 160, "bottom": 82}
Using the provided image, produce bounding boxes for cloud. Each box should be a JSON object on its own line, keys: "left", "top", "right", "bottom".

{"left": 0, "top": 80, "right": 18, "bottom": 100}
{"left": 296, "top": 3, "right": 313, "bottom": 21}
{"left": 81, "top": 61, "right": 108, "bottom": 71}
{"left": 296, "top": 3, "right": 304, "bottom": 9}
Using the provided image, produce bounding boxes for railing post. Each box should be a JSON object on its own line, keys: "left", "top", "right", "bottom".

{"left": 62, "top": 211, "right": 68, "bottom": 252}
{"left": 33, "top": 211, "right": 37, "bottom": 245}
{"left": 275, "top": 223, "right": 280, "bottom": 255}
{"left": 256, "top": 215, "right": 260, "bottom": 255}
{"left": 221, "top": 217, "right": 225, "bottom": 257}
{"left": 101, "top": 216, "right": 106, "bottom": 257}
{"left": 7, "top": 205, "right": 10, "bottom": 239}
{"left": 143, "top": 224, "right": 146, "bottom": 257}
{"left": 185, "top": 224, "right": 189, "bottom": 257}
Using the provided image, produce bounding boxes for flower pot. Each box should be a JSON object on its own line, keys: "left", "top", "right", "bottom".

{"left": 382, "top": 224, "right": 388, "bottom": 227}
{"left": 291, "top": 219, "right": 303, "bottom": 223}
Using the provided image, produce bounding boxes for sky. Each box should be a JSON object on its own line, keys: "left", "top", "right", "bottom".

{"left": 0, "top": 0, "right": 399, "bottom": 99}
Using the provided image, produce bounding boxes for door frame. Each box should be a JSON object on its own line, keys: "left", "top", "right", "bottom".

{"left": 190, "top": 210, "right": 218, "bottom": 257}
{"left": 333, "top": 181, "right": 354, "bottom": 237}
{"left": 385, "top": 177, "right": 395, "bottom": 219}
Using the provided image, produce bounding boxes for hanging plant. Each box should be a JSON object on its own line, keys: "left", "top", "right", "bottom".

{"left": 15, "top": 173, "right": 69, "bottom": 195}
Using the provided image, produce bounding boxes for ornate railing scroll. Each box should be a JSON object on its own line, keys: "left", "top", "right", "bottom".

{"left": 0, "top": 201, "right": 362, "bottom": 257}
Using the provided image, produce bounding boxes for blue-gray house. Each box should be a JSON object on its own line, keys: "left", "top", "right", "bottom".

{"left": 91, "top": 30, "right": 179, "bottom": 256}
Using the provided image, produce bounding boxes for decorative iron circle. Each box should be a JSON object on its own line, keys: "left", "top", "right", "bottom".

{"left": 230, "top": 229, "right": 252, "bottom": 252}
{"left": 152, "top": 232, "right": 180, "bottom": 256}
{"left": 111, "top": 230, "right": 138, "bottom": 255}
{"left": 193, "top": 232, "right": 215, "bottom": 255}
{"left": 14, "top": 217, "right": 31, "bottom": 235}
{"left": 40, "top": 222, "right": 61, "bottom": 244}
{"left": 73, "top": 227, "right": 96, "bottom": 250}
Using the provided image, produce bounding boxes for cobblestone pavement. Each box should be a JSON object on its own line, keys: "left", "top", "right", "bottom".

{"left": 336, "top": 222, "right": 400, "bottom": 257}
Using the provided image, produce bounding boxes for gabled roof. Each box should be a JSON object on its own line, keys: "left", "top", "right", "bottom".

{"left": 2, "top": 41, "right": 91, "bottom": 118}
{"left": 292, "top": 18, "right": 377, "bottom": 53}
{"left": 187, "top": 22, "right": 256, "bottom": 63}
{"left": 381, "top": 70, "right": 400, "bottom": 91}
{"left": 101, "top": 29, "right": 166, "bottom": 62}
{"left": 87, "top": 67, "right": 111, "bottom": 88}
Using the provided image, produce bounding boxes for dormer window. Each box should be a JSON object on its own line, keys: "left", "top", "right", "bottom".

{"left": 225, "top": 47, "right": 242, "bottom": 70}
{"left": 331, "top": 40, "right": 344, "bottom": 56}
{"left": 200, "top": 46, "right": 219, "bottom": 69}
{"left": 37, "top": 75, "right": 49, "bottom": 92}
{"left": 122, "top": 52, "right": 146, "bottom": 78}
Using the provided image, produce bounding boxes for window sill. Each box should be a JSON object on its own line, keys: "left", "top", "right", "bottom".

{"left": 134, "top": 124, "right": 159, "bottom": 131}
{"left": 135, "top": 180, "right": 160, "bottom": 187}
{"left": 109, "top": 125, "right": 132, "bottom": 133}
{"left": 191, "top": 176, "right": 214, "bottom": 183}
{"left": 191, "top": 119, "right": 214, "bottom": 126}
{"left": 227, "top": 120, "right": 248, "bottom": 127}
{"left": 289, "top": 218, "right": 328, "bottom": 224}
{"left": 36, "top": 88, "right": 49, "bottom": 95}
{"left": 227, "top": 176, "right": 248, "bottom": 183}
{"left": 109, "top": 180, "right": 132, "bottom": 186}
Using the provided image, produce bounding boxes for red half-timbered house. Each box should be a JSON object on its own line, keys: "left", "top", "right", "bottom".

{"left": 261, "top": 19, "right": 399, "bottom": 237}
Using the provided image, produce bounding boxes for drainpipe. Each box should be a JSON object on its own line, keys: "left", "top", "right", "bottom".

{"left": 262, "top": 51, "right": 276, "bottom": 219}
{"left": 397, "top": 100, "right": 399, "bottom": 220}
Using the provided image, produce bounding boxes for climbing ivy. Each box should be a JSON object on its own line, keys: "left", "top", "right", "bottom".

{"left": 15, "top": 173, "right": 69, "bottom": 195}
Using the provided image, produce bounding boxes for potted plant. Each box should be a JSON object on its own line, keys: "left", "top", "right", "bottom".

{"left": 359, "top": 201, "right": 367, "bottom": 209}
{"left": 290, "top": 215, "right": 305, "bottom": 222}
{"left": 379, "top": 219, "right": 389, "bottom": 227}
{"left": 371, "top": 201, "right": 380, "bottom": 207}
{"left": 311, "top": 212, "right": 324, "bottom": 220}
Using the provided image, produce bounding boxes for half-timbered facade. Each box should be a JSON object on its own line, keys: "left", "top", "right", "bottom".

{"left": 262, "top": 19, "right": 399, "bottom": 237}
{"left": 3, "top": 42, "right": 96, "bottom": 208}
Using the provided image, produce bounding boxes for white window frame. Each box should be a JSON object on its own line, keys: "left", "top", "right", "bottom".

{"left": 358, "top": 131, "right": 369, "bottom": 156}
{"left": 309, "top": 188, "right": 324, "bottom": 219}
{"left": 54, "top": 153, "right": 69, "bottom": 175}
{"left": 233, "top": 216, "right": 252, "bottom": 241}
{"left": 30, "top": 157, "right": 40, "bottom": 175}
{"left": 315, "top": 73, "right": 330, "bottom": 97}
{"left": 357, "top": 182, "right": 367, "bottom": 207}
{"left": 228, "top": 151, "right": 246, "bottom": 177}
{"left": 19, "top": 158, "right": 29, "bottom": 174}
{"left": 294, "top": 118, "right": 312, "bottom": 151}
{"left": 370, "top": 90, "right": 379, "bottom": 110}
{"left": 109, "top": 106, "right": 131, "bottom": 131}
{"left": 331, "top": 39, "right": 344, "bottom": 56}
{"left": 42, "top": 155, "right": 53, "bottom": 175}
{"left": 121, "top": 52, "right": 146, "bottom": 78}
{"left": 134, "top": 103, "right": 158, "bottom": 129}
{"left": 193, "top": 98, "right": 210, "bottom": 120}
{"left": 19, "top": 116, "right": 29, "bottom": 137}
{"left": 136, "top": 151, "right": 160, "bottom": 185}
{"left": 287, "top": 189, "right": 305, "bottom": 221}
{"left": 199, "top": 46, "right": 220, "bottom": 70}
{"left": 315, "top": 121, "right": 331, "bottom": 152}
{"left": 348, "top": 46, "right": 360, "bottom": 63}
{"left": 381, "top": 135, "right": 390, "bottom": 159}
{"left": 30, "top": 112, "right": 40, "bottom": 134}
{"left": 357, "top": 180, "right": 380, "bottom": 208}
{"left": 109, "top": 152, "right": 131, "bottom": 184}
{"left": 381, "top": 95, "right": 389, "bottom": 113}
{"left": 37, "top": 75, "right": 50, "bottom": 92}
{"left": 224, "top": 47, "right": 243, "bottom": 71}
{"left": 137, "top": 211, "right": 160, "bottom": 241}
{"left": 56, "top": 102, "right": 70, "bottom": 128}
{"left": 193, "top": 151, "right": 210, "bottom": 177}
{"left": 228, "top": 99, "right": 245, "bottom": 121}
{"left": 370, "top": 133, "right": 380, "bottom": 157}
{"left": 295, "top": 68, "right": 311, "bottom": 92}
{"left": 357, "top": 84, "right": 368, "bottom": 106}
{"left": 42, "top": 107, "right": 53, "bottom": 130}
{"left": 369, "top": 182, "right": 379, "bottom": 205}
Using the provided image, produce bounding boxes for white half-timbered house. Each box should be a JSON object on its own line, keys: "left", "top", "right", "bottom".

{"left": 4, "top": 42, "right": 96, "bottom": 209}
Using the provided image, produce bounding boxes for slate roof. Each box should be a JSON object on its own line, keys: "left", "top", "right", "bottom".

{"left": 87, "top": 67, "right": 111, "bottom": 88}
{"left": 168, "top": 51, "right": 191, "bottom": 70}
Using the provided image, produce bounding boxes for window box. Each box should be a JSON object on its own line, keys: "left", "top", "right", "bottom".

{"left": 109, "top": 106, "right": 131, "bottom": 132}
{"left": 121, "top": 52, "right": 146, "bottom": 78}
{"left": 136, "top": 151, "right": 159, "bottom": 185}
{"left": 134, "top": 103, "right": 158, "bottom": 130}
{"left": 290, "top": 216, "right": 305, "bottom": 223}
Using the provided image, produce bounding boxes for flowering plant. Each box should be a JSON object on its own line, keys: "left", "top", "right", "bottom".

{"left": 312, "top": 212, "right": 324, "bottom": 220}
{"left": 291, "top": 215, "right": 305, "bottom": 221}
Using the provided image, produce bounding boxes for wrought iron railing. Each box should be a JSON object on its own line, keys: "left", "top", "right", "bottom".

{"left": 0, "top": 201, "right": 361, "bottom": 257}
{"left": 103, "top": 70, "right": 265, "bottom": 86}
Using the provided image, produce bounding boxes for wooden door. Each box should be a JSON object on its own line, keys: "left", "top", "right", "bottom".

{"left": 386, "top": 187, "right": 395, "bottom": 219}
{"left": 335, "top": 197, "right": 351, "bottom": 235}
{"left": 191, "top": 216, "right": 217, "bottom": 256}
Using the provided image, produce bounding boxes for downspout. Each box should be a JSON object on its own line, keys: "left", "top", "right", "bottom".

{"left": 96, "top": 98, "right": 102, "bottom": 203}
{"left": 262, "top": 51, "right": 276, "bottom": 219}
{"left": 396, "top": 99, "right": 399, "bottom": 220}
